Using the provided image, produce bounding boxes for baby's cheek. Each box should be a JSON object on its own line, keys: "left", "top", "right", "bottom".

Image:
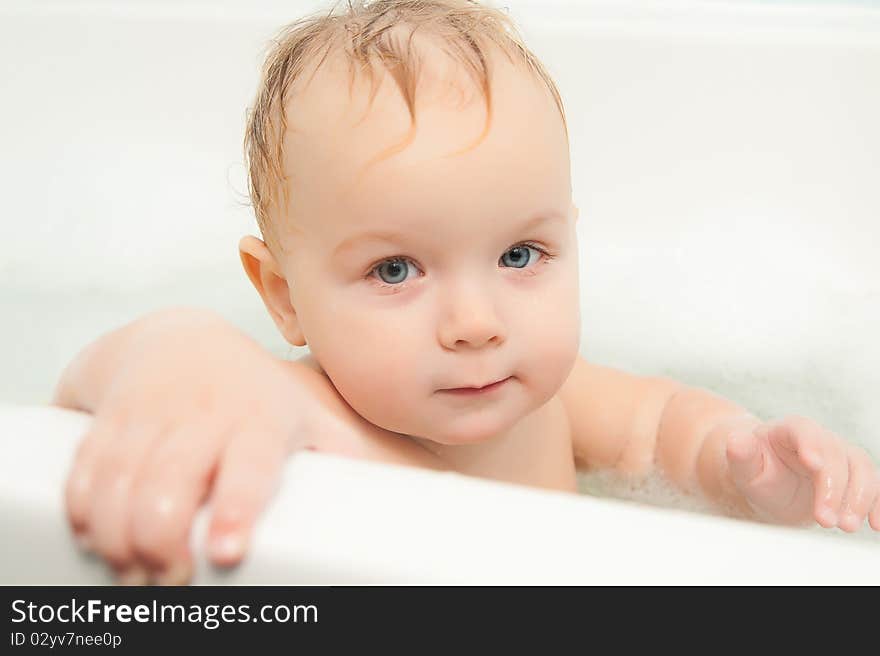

{"left": 529, "top": 327, "right": 579, "bottom": 399}
{"left": 520, "top": 291, "right": 580, "bottom": 391}
{"left": 317, "top": 337, "right": 420, "bottom": 432}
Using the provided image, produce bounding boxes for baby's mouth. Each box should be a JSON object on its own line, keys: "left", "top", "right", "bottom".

{"left": 439, "top": 376, "right": 512, "bottom": 396}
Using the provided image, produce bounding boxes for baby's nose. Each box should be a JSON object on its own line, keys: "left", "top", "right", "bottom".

{"left": 437, "top": 285, "right": 506, "bottom": 349}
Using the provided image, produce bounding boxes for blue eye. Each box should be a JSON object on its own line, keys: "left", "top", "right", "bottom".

{"left": 500, "top": 245, "right": 538, "bottom": 269}
{"left": 376, "top": 258, "right": 411, "bottom": 284}
{"left": 367, "top": 242, "right": 553, "bottom": 292}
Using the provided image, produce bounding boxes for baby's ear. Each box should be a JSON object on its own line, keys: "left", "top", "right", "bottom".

{"left": 238, "top": 236, "right": 307, "bottom": 347}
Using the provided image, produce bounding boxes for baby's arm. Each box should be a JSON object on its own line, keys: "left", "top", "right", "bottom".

{"left": 54, "top": 306, "right": 445, "bottom": 585}
{"left": 560, "top": 356, "right": 880, "bottom": 530}
{"left": 54, "top": 306, "right": 310, "bottom": 582}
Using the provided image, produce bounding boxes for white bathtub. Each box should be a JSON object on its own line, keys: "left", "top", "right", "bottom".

{"left": 1, "top": 0, "right": 879, "bottom": 584}
{"left": 1, "top": 403, "right": 878, "bottom": 585}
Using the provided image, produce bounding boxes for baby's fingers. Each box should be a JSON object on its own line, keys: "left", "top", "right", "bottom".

{"left": 206, "top": 427, "right": 288, "bottom": 567}
{"left": 88, "top": 424, "right": 160, "bottom": 571}
{"left": 870, "top": 488, "right": 880, "bottom": 531}
{"left": 763, "top": 418, "right": 824, "bottom": 474}
{"left": 810, "top": 440, "right": 850, "bottom": 529}
{"left": 128, "top": 424, "right": 229, "bottom": 584}
{"left": 837, "top": 447, "right": 880, "bottom": 532}
{"left": 65, "top": 415, "right": 123, "bottom": 547}
{"left": 764, "top": 422, "right": 841, "bottom": 527}
{"left": 727, "top": 426, "right": 809, "bottom": 523}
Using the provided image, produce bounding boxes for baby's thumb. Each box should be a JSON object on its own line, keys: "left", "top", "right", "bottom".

{"left": 726, "top": 427, "right": 766, "bottom": 488}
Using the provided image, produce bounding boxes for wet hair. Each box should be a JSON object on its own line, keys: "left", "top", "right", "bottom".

{"left": 244, "top": 0, "right": 568, "bottom": 252}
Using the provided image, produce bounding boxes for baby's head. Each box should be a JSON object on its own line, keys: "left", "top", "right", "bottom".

{"left": 240, "top": 0, "right": 581, "bottom": 445}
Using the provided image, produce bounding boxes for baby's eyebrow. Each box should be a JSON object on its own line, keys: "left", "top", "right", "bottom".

{"left": 332, "top": 229, "right": 409, "bottom": 258}
{"left": 332, "top": 211, "right": 566, "bottom": 258}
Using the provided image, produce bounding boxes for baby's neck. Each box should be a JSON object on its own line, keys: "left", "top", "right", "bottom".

{"left": 407, "top": 401, "right": 551, "bottom": 485}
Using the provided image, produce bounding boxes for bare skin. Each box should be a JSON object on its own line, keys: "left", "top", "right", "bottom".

{"left": 292, "top": 353, "right": 578, "bottom": 494}
{"left": 55, "top": 29, "right": 880, "bottom": 585}
{"left": 240, "top": 32, "right": 582, "bottom": 477}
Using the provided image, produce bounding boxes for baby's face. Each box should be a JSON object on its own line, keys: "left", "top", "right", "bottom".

{"left": 275, "top": 43, "right": 580, "bottom": 445}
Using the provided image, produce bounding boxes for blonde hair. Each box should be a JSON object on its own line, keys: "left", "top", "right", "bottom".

{"left": 244, "top": 0, "right": 568, "bottom": 251}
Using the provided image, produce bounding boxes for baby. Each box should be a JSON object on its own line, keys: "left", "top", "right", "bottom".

{"left": 52, "top": 0, "right": 880, "bottom": 585}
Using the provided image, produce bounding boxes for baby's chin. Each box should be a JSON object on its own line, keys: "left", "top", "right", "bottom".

{"left": 342, "top": 378, "right": 540, "bottom": 445}
{"left": 409, "top": 409, "right": 521, "bottom": 446}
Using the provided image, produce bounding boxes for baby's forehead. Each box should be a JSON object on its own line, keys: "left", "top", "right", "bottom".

{"left": 271, "top": 32, "right": 570, "bottom": 252}
{"left": 283, "top": 50, "right": 487, "bottom": 183}
{"left": 287, "top": 29, "right": 493, "bottom": 134}
{"left": 283, "top": 45, "right": 565, "bottom": 190}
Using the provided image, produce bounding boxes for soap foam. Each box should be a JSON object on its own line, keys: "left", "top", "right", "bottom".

{"left": 576, "top": 467, "right": 880, "bottom": 544}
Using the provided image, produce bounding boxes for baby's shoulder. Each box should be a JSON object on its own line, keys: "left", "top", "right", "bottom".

{"left": 285, "top": 352, "right": 382, "bottom": 434}
{"left": 284, "top": 354, "right": 447, "bottom": 470}
{"left": 294, "top": 352, "right": 325, "bottom": 376}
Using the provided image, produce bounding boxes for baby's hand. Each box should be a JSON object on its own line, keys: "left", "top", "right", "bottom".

{"left": 62, "top": 321, "right": 362, "bottom": 585}
{"left": 725, "top": 415, "right": 880, "bottom": 531}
